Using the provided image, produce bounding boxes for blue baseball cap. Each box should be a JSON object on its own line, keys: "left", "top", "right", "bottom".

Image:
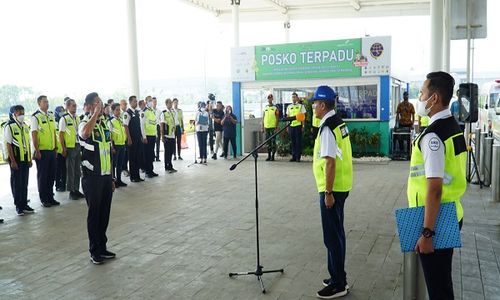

{"left": 311, "top": 85, "right": 337, "bottom": 102}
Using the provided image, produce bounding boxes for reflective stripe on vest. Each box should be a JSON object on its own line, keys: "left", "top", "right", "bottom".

{"left": 263, "top": 106, "right": 278, "bottom": 129}
{"left": 144, "top": 109, "right": 157, "bottom": 136}
{"left": 288, "top": 104, "right": 303, "bottom": 127}
{"left": 34, "top": 112, "right": 56, "bottom": 150}
{"left": 312, "top": 115, "right": 353, "bottom": 192}
{"left": 110, "top": 117, "right": 126, "bottom": 145}
{"left": 407, "top": 117, "right": 467, "bottom": 221}
{"left": 8, "top": 122, "right": 31, "bottom": 162}
{"left": 81, "top": 118, "right": 112, "bottom": 176}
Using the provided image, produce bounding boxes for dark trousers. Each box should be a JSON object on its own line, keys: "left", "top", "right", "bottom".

{"left": 265, "top": 128, "right": 277, "bottom": 155}
{"left": 155, "top": 125, "right": 161, "bottom": 160}
{"left": 35, "top": 150, "right": 56, "bottom": 203}
{"left": 175, "top": 125, "right": 182, "bottom": 157}
{"left": 209, "top": 129, "right": 214, "bottom": 152}
{"left": 138, "top": 142, "right": 145, "bottom": 171}
{"left": 319, "top": 191, "right": 348, "bottom": 289}
{"left": 82, "top": 175, "right": 113, "bottom": 256}
{"left": 223, "top": 136, "right": 237, "bottom": 158}
{"left": 55, "top": 153, "right": 66, "bottom": 190}
{"left": 197, "top": 131, "right": 208, "bottom": 159}
{"left": 290, "top": 126, "right": 302, "bottom": 161}
{"left": 128, "top": 141, "right": 140, "bottom": 180}
{"left": 11, "top": 161, "right": 30, "bottom": 209}
{"left": 122, "top": 146, "right": 128, "bottom": 171}
{"left": 163, "top": 138, "right": 176, "bottom": 170}
{"left": 144, "top": 136, "right": 156, "bottom": 175}
{"left": 66, "top": 146, "right": 81, "bottom": 193}
{"left": 419, "top": 221, "right": 462, "bottom": 300}
{"left": 113, "top": 145, "right": 126, "bottom": 183}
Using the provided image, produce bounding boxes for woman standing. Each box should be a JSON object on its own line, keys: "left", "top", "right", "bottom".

{"left": 195, "top": 102, "right": 209, "bottom": 164}
{"left": 221, "top": 105, "right": 238, "bottom": 159}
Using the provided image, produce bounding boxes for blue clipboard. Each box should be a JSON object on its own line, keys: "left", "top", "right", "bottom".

{"left": 395, "top": 202, "right": 461, "bottom": 252}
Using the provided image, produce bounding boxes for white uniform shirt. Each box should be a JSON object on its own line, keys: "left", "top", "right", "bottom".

{"left": 318, "top": 109, "right": 338, "bottom": 159}
{"left": 419, "top": 110, "right": 450, "bottom": 178}
{"left": 30, "top": 109, "right": 49, "bottom": 132}
{"left": 173, "top": 108, "right": 181, "bottom": 126}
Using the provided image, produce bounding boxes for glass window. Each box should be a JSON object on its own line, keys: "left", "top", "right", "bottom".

{"left": 335, "top": 84, "right": 378, "bottom": 119}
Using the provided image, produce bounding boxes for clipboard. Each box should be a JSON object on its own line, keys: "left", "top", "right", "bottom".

{"left": 395, "top": 202, "right": 461, "bottom": 252}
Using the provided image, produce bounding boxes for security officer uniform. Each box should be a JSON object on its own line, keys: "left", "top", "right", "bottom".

{"left": 31, "top": 109, "right": 58, "bottom": 206}
{"left": 286, "top": 102, "right": 306, "bottom": 162}
{"left": 59, "top": 112, "right": 82, "bottom": 198}
{"left": 5, "top": 115, "right": 33, "bottom": 215}
{"left": 140, "top": 106, "right": 158, "bottom": 177}
{"left": 109, "top": 116, "right": 127, "bottom": 186}
{"left": 407, "top": 110, "right": 466, "bottom": 299}
{"left": 263, "top": 104, "right": 278, "bottom": 161}
{"left": 173, "top": 107, "right": 184, "bottom": 160}
{"left": 124, "top": 107, "right": 142, "bottom": 182}
{"left": 79, "top": 113, "right": 114, "bottom": 263}
{"left": 160, "top": 108, "right": 176, "bottom": 172}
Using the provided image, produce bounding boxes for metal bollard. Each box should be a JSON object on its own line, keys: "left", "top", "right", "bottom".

{"left": 479, "top": 132, "right": 488, "bottom": 180}
{"left": 403, "top": 252, "right": 427, "bottom": 300}
{"left": 492, "top": 145, "right": 500, "bottom": 202}
{"left": 483, "top": 138, "right": 494, "bottom": 186}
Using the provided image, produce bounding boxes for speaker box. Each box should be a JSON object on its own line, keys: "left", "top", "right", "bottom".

{"left": 458, "top": 83, "right": 478, "bottom": 123}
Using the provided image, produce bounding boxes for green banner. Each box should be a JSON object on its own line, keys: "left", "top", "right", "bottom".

{"left": 255, "top": 39, "right": 362, "bottom": 81}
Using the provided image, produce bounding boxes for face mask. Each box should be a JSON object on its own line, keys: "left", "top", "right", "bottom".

{"left": 16, "top": 115, "right": 25, "bottom": 123}
{"left": 417, "top": 94, "right": 434, "bottom": 117}
{"left": 147, "top": 101, "right": 153, "bottom": 108}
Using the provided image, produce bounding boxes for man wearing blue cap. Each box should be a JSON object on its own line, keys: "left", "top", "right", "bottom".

{"left": 311, "top": 85, "right": 353, "bottom": 299}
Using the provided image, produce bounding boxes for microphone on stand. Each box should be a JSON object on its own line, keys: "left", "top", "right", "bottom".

{"left": 280, "top": 112, "right": 306, "bottom": 122}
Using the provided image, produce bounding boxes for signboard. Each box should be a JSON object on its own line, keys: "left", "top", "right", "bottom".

{"left": 231, "top": 36, "right": 391, "bottom": 82}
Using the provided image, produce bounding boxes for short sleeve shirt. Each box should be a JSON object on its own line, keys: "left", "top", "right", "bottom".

{"left": 396, "top": 101, "right": 415, "bottom": 126}
{"left": 318, "top": 110, "right": 338, "bottom": 159}
{"left": 418, "top": 110, "right": 451, "bottom": 178}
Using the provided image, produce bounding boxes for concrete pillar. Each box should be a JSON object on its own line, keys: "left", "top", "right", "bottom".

{"left": 127, "top": 0, "right": 140, "bottom": 98}
{"left": 284, "top": 14, "right": 290, "bottom": 43}
{"left": 442, "top": 0, "right": 451, "bottom": 72}
{"left": 232, "top": 0, "right": 240, "bottom": 47}
{"left": 430, "top": 0, "right": 444, "bottom": 71}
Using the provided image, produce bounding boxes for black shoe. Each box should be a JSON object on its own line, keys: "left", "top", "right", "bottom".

{"left": 152, "top": 172, "right": 159, "bottom": 177}
{"left": 90, "top": 254, "right": 104, "bottom": 265}
{"left": 322, "top": 279, "right": 350, "bottom": 290}
{"left": 220, "top": 153, "right": 225, "bottom": 157}
{"left": 50, "top": 200, "right": 61, "bottom": 206}
{"left": 155, "top": 158, "right": 161, "bottom": 162}
{"left": 101, "top": 250, "right": 116, "bottom": 259}
{"left": 69, "top": 192, "right": 80, "bottom": 200}
{"left": 173, "top": 156, "right": 177, "bottom": 160}
{"left": 296, "top": 159, "right": 301, "bottom": 163}
{"left": 212, "top": 153, "right": 217, "bottom": 160}
{"left": 0, "top": 219, "right": 3, "bottom": 224}
{"left": 178, "top": 156, "right": 183, "bottom": 160}
{"left": 74, "top": 191, "right": 85, "bottom": 198}
{"left": 266, "top": 156, "right": 271, "bottom": 161}
{"left": 271, "top": 156, "right": 275, "bottom": 161}
{"left": 117, "top": 181, "right": 127, "bottom": 187}
{"left": 16, "top": 208, "right": 25, "bottom": 216}
{"left": 316, "top": 285, "right": 347, "bottom": 299}
{"left": 289, "top": 158, "right": 296, "bottom": 162}
{"left": 56, "top": 187, "right": 65, "bottom": 192}
{"left": 130, "top": 178, "right": 142, "bottom": 183}
{"left": 23, "top": 206, "right": 35, "bottom": 214}
{"left": 41, "top": 201, "right": 52, "bottom": 208}
{"left": 146, "top": 174, "right": 155, "bottom": 178}
{"left": 168, "top": 169, "right": 178, "bottom": 173}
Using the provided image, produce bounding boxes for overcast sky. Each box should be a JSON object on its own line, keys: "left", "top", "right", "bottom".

{"left": 0, "top": 0, "right": 499, "bottom": 97}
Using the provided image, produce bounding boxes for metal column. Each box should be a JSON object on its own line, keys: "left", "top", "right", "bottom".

{"left": 430, "top": 0, "right": 444, "bottom": 71}
{"left": 492, "top": 144, "right": 500, "bottom": 202}
{"left": 232, "top": 0, "right": 240, "bottom": 47}
{"left": 480, "top": 132, "right": 488, "bottom": 180}
{"left": 403, "top": 253, "right": 427, "bottom": 300}
{"left": 483, "top": 137, "right": 494, "bottom": 186}
{"left": 127, "top": 0, "right": 140, "bottom": 98}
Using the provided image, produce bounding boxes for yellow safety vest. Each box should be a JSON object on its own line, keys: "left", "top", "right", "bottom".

{"left": 407, "top": 116, "right": 467, "bottom": 221}
{"left": 7, "top": 121, "right": 31, "bottom": 162}
{"left": 162, "top": 110, "right": 176, "bottom": 137}
{"left": 60, "top": 113, "right": 79, "bottom": 149}
{"left": 143, "top": 108, "right": 157, "bottom": 136}
{"left": 110, "top": 117, "right": 126, "bottom": 146}
{"left": 175, "top": 108, "right": 184, "bottom": 129}
{"left": 420, "top": 116, "right": 430, "bottom": 127}
{"left": 263, "top": 105, "right": 278, "bottom": 129}
{"left": 80, "top": 116, "right": 112, "bottom": 176}
{"left": 287, "top": 104, "right": 303, "bottom": 127}
{"left": 312, "top": 114, "right": 353, "bottom": 192}
{"left": 312, "top": 115, "right": 321, "bottom": 128}
{"left": 33, "top": 110, "right": 56, "bottom": 151}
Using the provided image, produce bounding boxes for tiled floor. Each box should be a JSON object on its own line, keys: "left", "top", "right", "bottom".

{"left": 0, "top": 147, "right": 499, "bottom": 299}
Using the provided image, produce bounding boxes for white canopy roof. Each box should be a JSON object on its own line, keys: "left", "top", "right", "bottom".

{"left": 181, "top": 0, "right": 430, "bottom": 21}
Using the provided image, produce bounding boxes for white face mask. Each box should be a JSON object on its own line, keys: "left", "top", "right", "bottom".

{"left": 146, "top": 101, "right": 153, "bottom": 108}
{"left": 16, "top": 114, "right": 25, "bottom": 123}
{"left": 416, "top": 94, "right": 434, "bottom": 117}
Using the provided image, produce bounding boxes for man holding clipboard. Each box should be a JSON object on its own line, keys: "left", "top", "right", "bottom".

{"left": 408, "top": 71, "right": 467, "bottom": 299}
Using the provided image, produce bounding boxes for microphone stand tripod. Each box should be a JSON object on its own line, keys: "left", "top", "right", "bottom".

{"left": 228, "top": 121, "right": 291, "bottom": 293}
{"left": 187, "top": 129, "right": 199, "bottom": 167}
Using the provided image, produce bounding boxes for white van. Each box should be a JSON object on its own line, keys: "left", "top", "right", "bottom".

{"left": 478, "top": 80, "right": 500, "bottom": 140}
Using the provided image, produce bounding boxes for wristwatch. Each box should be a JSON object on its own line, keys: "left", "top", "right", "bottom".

{"left": 324, "top": 191, "right": 333, "bottom": 196}
{"left": 421, "top": 227, "right": 436, "bottom": 238}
